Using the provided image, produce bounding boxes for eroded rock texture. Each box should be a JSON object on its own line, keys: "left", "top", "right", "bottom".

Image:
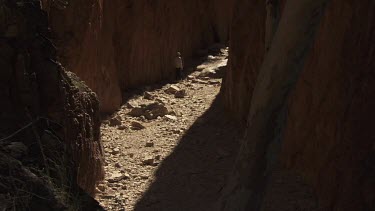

{"left": 43, "top": 0, "right": 233, "bottom": 112}
{"left": 281, "top": 1, "right": 375, "bottom": 210}
{"left": 222, "top": 0, "right": 375, "bottom": 210}
{"left": 221, "top": 0, "right": 266, "bottom": 124}
{"left": 0, "top": 0, "right": 103, "bottom": 209}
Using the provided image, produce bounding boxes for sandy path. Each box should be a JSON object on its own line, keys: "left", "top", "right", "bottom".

{"left": 96, "top": 48, "right": 242, "bottom": 211}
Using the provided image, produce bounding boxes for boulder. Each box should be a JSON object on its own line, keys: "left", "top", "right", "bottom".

{"left": 165, "top": 115, "right": 178, "bottom": 121}
{"left": 109, "top": 116, "right": 122, "bottom": 126}
{"left": 165, "top": 85, "right": 180, "bottom": 94}
{"left": 144, "top": 103, "right": 169, "bottom": 119}
{"left": 142, "top": 155, "right": 155, "bottom": 166}
{"left": 130, "top": 121, "right": 145, "bottom": 130}
{"left": 175, "top": 90, "right": 187, "bottom": 98}
{"left": 128, "top": 107, "right": 145, "bottom": 117}
{"left": 144, "top": 91, "right": 155, "bottom": 100}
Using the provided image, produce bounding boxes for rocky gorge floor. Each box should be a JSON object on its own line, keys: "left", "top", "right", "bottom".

{"left": 95, "top": 47, "right": 243, "bottom": 210}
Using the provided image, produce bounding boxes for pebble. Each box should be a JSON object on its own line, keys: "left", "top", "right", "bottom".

{"left": 109, "top": 116, "right": 122, "bottom": 126}
{"left": 145, "top": 141, "right": 155, "bottom": 147}
{"left": 107, "top": 172, "right": 129, "bottom": 183}
{"left": 165, "top": 115, "right": 178, "bottom": 121}
{"left": 130, "top": 121, "right": 145, "bottom": 130}
{"left": 118, "top": 125, "right": 127, "bottom": 130}
{"left": 165, "top": 85, "right": 180, "bottom": 94}
{"left": 174, "top": 90, "right": 187, "bottom": 98}
{"left": 144, "top": 91, "right": 155, "bottom": 100}
{"left": 142, "top": 156, "right": 155, "bottom": 166}
{"left": 97, "top": 184, "right": 106, "bottom": 192}
{"left": 111, "top": 148, "right": 120, "bottom": 155}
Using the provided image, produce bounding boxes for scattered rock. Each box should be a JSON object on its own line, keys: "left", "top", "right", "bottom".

{"left": 187, "top": 75, "right": 195, "bottom": 80}
{"left": 220, "top": 48, "right": 228, "bottom": 55}
{"left": 196, "top": 64, "right": 208, "bottom": 71}
{"left": 108, "top": 171, "right": 129, "bottom": 183}
{"left": 145, "top": 102, "right": 168, "bottom": 113}
{"left": 198, "top": 68, "right": 217, "bottom": 78}
{"left": 174, "top": 90, "right": 187, "bottom": 98}
{"left": 130, "top": 121, "right": 145, "bottom": 130}
{"left": 145, "top": 142, "right": 154, "bottom": 147}
{"left": 97, "top": 184, "right": 106, "bottom": 192}
{"left": 173, "top": 129, "right": 182, "bottom": 134}
{"left": 144, "top": 111, "right": 154, "bottom": 120}
{"left": 168, "top": 110, "right": 177, "bottom": 116}
{"left": 207, "top": 55, "right": 216, "bottom": 60}
{"left": 208, "top": 80, "right": 221, "bottom": 85}
{"left": 118, "top": 125, "right": 127, "bottom": 130}
{"left": 165, "top": 115, "right": 178, "bottom": 121}
{"left": 109, "top": 116, "right": 122, "bottom": 126}
{"left": 208, "top": 43, "right": 226, "bottom": 54}
{"left": 140, "top": 175, "right": 149, "bottom": 180}
{"left": 165, "top": 85, "right": 180, "bottom": 94}
{"left": 124, "top": 173, "right": 131, "bottom": 179}
{"left": 125, "top": 102, "right": 138, "bottom": 109}
{"left": 111, "top": 148, "right": 120, "bottom": 155}
{"left": 155, "top": 155, "right": 161, "bottom": 160}
{"left": 128, "top": 107, "right": 144, "bottom": 117}
{"left": 155, "top": 98, "right": 166, "bottom": 105}
{"left": 192, "top": 79, "right": 208, "bottom": 84}
{"left": 143, "top": 102, "right": 169, "bottom": 120}
{"left": 97, "top": 53, "right": 229, "bottom": 210}
{"left": 199, "top": 76, "right": 211, "bottom": 81}
{"left": 144, "top": 91, "right": 155, "bottom": 100}
{"left": 142, "top": 156, "right": 155, "bottom": 166}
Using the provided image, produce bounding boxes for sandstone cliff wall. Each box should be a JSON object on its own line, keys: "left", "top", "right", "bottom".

{"left": 221, "top": 0, "right": 266, "bottom": 124}
{"left": 281, "top": 1, "right": 375, "bottom": 210}
{"left": 222, "top": 0, "right": 375, "bottom": 210}
{"left": 44, "top": 0, "right": 233, "bottom": 112}
{"left": 0, "top": 2, "right": 103, "bottom": 208}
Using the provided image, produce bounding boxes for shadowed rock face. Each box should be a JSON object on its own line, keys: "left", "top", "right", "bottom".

{"left": 222, "top": 0, "right": 375, "bottom": 210}
{"left": 281, "top": 1, "right": 375, "bottom": 210}
{"left": 0, "top": 1, "right": 103, "bottom": 208}
{"left": 43, "top": 0, "right": 233, "bottom": 113}
{"left": 221, "top": 0, "right": 266, "bottom": 124}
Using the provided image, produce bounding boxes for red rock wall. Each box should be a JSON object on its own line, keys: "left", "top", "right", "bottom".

{"left": 281, "top": 1, "right": 375, "bottom": 210}
{"left": 221, "top": 0, "right": 266, "bottom": 124}
{"left": 43, "top": 0, "right": 233, "bottom": 112}
{"left": 43, "top": 0, "right": 122, "bottom": 113}
{"left": 223, "top": 0, "right": 375, "bottom": 210}
{"left": 0, "top": 1, "right": 103, "bottom": 201}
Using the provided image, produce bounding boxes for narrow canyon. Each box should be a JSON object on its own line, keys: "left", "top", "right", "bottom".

{"left": 0, "top": 0, "right": 374, "bottom": 211}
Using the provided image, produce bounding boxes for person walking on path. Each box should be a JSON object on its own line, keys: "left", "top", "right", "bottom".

{"left": 175, "top": 52, "right": 183, "bottom": 80}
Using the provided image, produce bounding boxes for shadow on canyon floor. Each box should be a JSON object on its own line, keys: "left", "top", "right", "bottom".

{"left": 133, "top": 95, "right": 243, "bottom": 211}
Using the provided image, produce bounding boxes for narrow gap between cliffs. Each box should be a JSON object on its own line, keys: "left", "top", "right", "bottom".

{"left": 96, "top": 45, "right": 243, "bottom": 211}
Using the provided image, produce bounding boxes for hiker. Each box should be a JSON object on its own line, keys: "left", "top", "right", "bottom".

{"left": 175, "top": 52, "right": 183, "bottom": 80}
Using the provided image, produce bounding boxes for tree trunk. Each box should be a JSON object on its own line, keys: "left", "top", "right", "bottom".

{"left": 218, "top": 0, "right": 330, "bottom": 210}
